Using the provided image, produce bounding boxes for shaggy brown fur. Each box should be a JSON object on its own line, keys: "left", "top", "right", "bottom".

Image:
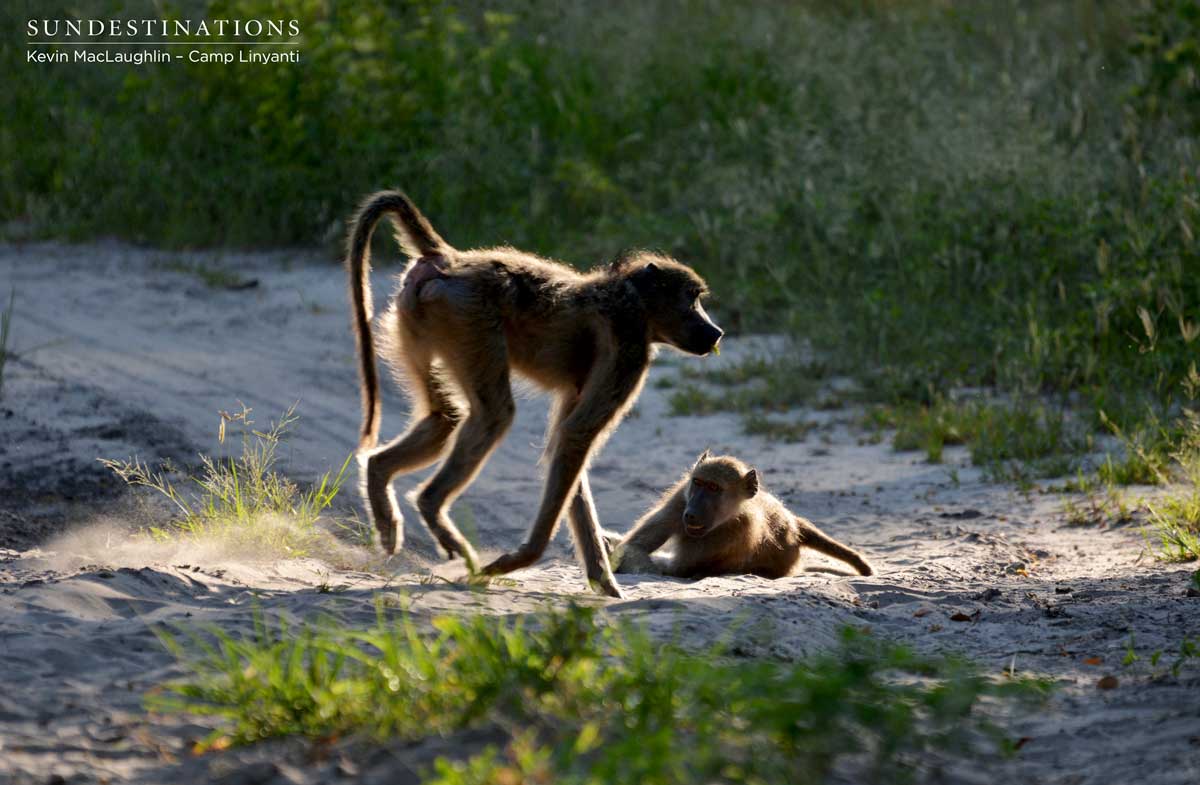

{"left": 345, "top": 190, "right": 723, "bottom": 597}
{"left": 610, "top": 452, "right": 874, "bottom": 579}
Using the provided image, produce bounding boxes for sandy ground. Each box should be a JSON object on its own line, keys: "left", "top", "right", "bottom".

{"left": 1, "top": 242, "right": 1198, "bottom": 784}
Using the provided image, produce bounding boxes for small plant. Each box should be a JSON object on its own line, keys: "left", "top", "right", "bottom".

{"left": 742, "top": 413, "right": 817, "bottom": 443}
{"left": 1140, "top": 406, "right": 1200, "bottom": 561}
{"left": 1144, "top": 491, "right": 1200, "bottom": 561}
{"left": 1118, "top": 631, "right": 1200, "bottom": 679}
{"left": 668, "top": 384, "right": 727, "bottom": 416}
{"left": 875, "top": 398, "right": 1086, "bottom": 478}
{"left": 1096, "top": 411, "right": 1172, "bottom": 486}
{"left": 676, "top": 355, "right": 827, "bottom": 412}
{"left": 418, "top": 572, "right": 519, "bottom": 591}
{"left": 101, "top": 403, "right": 351, "bottom": 558}
{"left": 329, "top": 509, "right": 376, "bottom": 550}
{"left": 152, "top": 604, "right": 1049, "bottom": 784}
{"left": 669, "top": 356, "right": 834, "bottom": 445}
{"left": 159, "top": 258, "right": 254, "bottom": 290}
{"left": 1062, "top": 489, "right": 1137, "bottom": 528}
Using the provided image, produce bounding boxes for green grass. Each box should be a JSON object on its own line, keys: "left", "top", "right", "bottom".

{"left": 101, "top": 403, "right": 352, "bottom": 559}
{"left": 159, "top": 258, "right": 254, "bottom": 290}
{"left": 1062, "top": 487, "right": 1138, "bottom": 528}
{"left": 152, "top": 604, "right": 1048, "bottom": 784}
{"left": 668, "top": 356, "right": 831, "bottom": 440}
{"left": 1145, "top": 492, "right": 1200, "bottom": 561}
{"left": 676, "top": 356, "right": 829, "bottom": 411}
{"left": 1119, "top": 629, "right": 1200, "bottom": 679}
{"left": 1138, "top": 409, "right": 1200, "bottom": 561}
{"left": 743, "top": 413, "right": 818, "bottom": 443}
{"left": 4, "top": 1, "right": 1200, "bottom": 458}
{"left": 1093, "top": 409, "right": 1174, "bottom": 486}
{"left": 867, "top": 398, "right": 1088, "bottom": 480}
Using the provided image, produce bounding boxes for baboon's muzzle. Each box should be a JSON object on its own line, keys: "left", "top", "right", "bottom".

{"left": 683, "top": 510, "right": 709, "bottom": 537}
{"left": 685, "top": 321, "right": 724, "bottom": 356}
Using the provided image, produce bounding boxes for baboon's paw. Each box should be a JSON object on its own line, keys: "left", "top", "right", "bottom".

{"left": 599, "top": 529, "right": 623, "bottom": 556}
{"left": 376, "top": 520, "right": 400, "bottom": 554}
{"left": 589, "top": 575, "right": 624, "bottom": 599}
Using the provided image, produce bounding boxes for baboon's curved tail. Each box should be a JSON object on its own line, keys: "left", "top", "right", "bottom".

{"left": 346, "top": 190, "right": 450, "bottom": 451}
{"left": 798, "top": 519, "right": 874, "bottom": 576}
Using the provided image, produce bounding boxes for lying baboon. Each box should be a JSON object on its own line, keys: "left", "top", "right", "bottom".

{"left": 346, "top": 190, "right": 722, "bottom": 597}
{"left": 609, "top": 452, "right": 874, "bottom": 579}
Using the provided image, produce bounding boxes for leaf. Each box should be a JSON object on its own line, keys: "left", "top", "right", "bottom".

{"left": 1179, "top": 316, "right": 1200, "bottom": 344}
{"left": 1083, "top": 656, "right": 1102, "bottom": 666}
{"left": 1137, "top": 305, "right": 1156, "bottom": 345}
{"left": 949, "top": 611, "right": 977, "bottom": 622}
{"left": 927, "top": 624, "right": 943, "bottom": 632}
{"left": 574, "top": 721, "right": 600, "bottom": 754}
{"left": 913, "top": 608, "right": 930, "bottom": 618}
{"left": 1097, "top": 675, "right": 1119, "bottom": 690}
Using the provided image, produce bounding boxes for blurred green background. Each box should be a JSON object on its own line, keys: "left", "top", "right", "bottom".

{"left": 3, "top": 0, "right": 1198, "bottom": 418}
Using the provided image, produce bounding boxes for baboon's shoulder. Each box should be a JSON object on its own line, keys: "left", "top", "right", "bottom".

{"left": 459, "top": 247, "right": 582, "bottom": 282}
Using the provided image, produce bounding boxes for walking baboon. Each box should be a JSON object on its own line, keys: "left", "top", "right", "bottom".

{"left": 346, "top": 190, "right": 723, "bottom": 598}
{"left": 609, "top": 452, "right": 874, "bottom": 579}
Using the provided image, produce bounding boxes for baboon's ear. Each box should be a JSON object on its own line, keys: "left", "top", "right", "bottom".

{"left": 629, "top": 262, "right": 661, "bottom": 296}
{"left": 743, "top": 469, "right": 759, "bottom": 498}
{"left": 694, "top": 448, "right": 712, "bottom": 467}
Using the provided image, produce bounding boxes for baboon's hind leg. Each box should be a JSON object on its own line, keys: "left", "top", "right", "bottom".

{"left": 363, "top": 347, "right": 461, "bottom": 554}
{"left": 798, "top": 518, "right": 874, "bottom": 576}
{"left": 567, "top": 473, "right": 622, "bottom": 598}
{"left": 414, "top": 338, "right": 515, "bottom": 573}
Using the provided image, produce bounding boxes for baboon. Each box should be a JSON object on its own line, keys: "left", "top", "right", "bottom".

{"left": 609, "top": 452, "right": 874, "bottom": 579}
{"left": 346, "top": 190, "right": 723, "bottom": 598}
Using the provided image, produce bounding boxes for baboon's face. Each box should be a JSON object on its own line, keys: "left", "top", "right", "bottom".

{"left": 629, "top": 260, "right": 723, "bottom": 355}
{"left": 681, "top": 456, "right": 759, "bottom": 538}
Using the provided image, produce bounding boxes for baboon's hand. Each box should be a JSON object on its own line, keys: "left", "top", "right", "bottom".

{"left": 611, "top": 546, "right": 659, "bottom": 575}
{"left": 480, "top": 545, "right": 542, "bottom": 575}
{"left": 599, "top": 529, "right": 623, "bottom": 557}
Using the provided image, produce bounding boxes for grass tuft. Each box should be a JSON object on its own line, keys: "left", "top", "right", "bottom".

{"left": 870, "top": 398, "right": 1087, "bottom": 480}
{"left": 1062, "top": 488, "right": 1137, "bottom": 528}
{"left": 1145, "top": 492, "right": 1200, "bottom": 562}
{"left": 152, "top": 604, "right": 1048, "bottom": 783}
{"left": 158, "top": 258, "right": 255, "bottom": 290}
{"left": 101, "top": 403, "right": 351, "bottom": 559}
{"left": 1138, "top": 408, "right": 1200, "bottom": 561}
{"left": 743, "top": 413, "right": 818, "bottom": 443}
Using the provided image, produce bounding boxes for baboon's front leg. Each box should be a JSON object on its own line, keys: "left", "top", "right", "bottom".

{"left": 611, "top": 483, "right": 683, "bottom": 574}
{"left": 567, "top": 473, "right": 622, "bottom": 598}
{"left": 479, "top": 434, "right": 592, "bottom": 576}
{"left": 480, "top": 353, "right": 646, "bottom": 590}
